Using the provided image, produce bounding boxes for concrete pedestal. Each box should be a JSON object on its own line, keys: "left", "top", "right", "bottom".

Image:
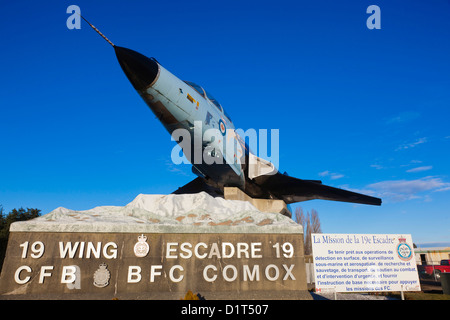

{"left": 0, "top": 192, "right": 310, "bottom": 300}
{"left": 224, "top": 187, "right": 291, "bottom": 218}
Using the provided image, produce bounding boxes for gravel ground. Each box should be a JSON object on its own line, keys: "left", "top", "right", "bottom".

{"left": 311, "top": 292, "right": 398, "bottom": 300}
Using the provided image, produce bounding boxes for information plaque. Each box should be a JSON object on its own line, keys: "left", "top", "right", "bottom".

{"left": 311, "top": 233, "right": 420, "bottom": 293}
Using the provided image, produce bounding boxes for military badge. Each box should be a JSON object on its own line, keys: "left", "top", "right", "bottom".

{"left": 396, "top": 236, "right": 412, "bottom": 261}
{"left": 93, "top": 263, "right": 110, "bottom": 288}
{"left": 134, "top": 234, "right": 150, "bottom": 257}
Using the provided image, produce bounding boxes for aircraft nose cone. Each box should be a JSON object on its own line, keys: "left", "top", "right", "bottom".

{"left": 114, "top": 46, "right": 159, "bottom": 91}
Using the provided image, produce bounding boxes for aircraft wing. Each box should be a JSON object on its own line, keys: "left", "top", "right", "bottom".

{"left": 172, "top": 172, "right": 381, "bottom": 206}
{"left": 256, "top": 172, "right": 382, "bottom": 206}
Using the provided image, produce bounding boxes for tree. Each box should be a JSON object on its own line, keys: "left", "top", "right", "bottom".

{"left": 0, "top": 206, "right": 41, "bottom": 272}
{"left": 294, "top": 206, "right": 322, "bottom": 255}
{"left": 304, "top": 215, "right": 312, "bottom": 255}
{"left": 309, "top": 209, "right": 322, "bottom": 234}
{"left": 294, "top": 207, "right": 306, "bottom": 228}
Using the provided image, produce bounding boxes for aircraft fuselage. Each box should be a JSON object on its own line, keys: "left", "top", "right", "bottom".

{"left": 115, "top": 46, "right": 247, "bottom": 191}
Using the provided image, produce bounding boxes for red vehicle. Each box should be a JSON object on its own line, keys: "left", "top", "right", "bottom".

{"left": 418, "top": 259, "right": 450, "bottom": 280}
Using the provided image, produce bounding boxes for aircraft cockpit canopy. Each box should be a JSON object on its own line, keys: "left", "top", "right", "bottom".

{"left": 184, "top": 81, "right": 232, "bottom": 122}
{"left": 185, "top": 81, "right": 205, "bottom": 98}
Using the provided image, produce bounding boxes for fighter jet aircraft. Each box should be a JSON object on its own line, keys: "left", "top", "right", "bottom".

{"left": 82, "top": 17, "right": 381, "bottom": 210}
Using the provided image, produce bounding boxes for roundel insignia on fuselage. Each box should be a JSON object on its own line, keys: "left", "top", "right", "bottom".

{"left": 218, "top": 119, "right": 226, "bottom": 136}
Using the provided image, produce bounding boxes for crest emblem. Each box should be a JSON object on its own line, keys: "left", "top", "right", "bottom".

{"left": 93, "top": 263, "right": 110, "bottom": 288}
{"left": 134, "top": 234, "right": 150, "bottom": 257}
{"left": 396, "top": 236, "right": 412, "bottom": 261}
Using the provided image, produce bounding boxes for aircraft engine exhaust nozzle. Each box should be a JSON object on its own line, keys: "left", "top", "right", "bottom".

{"left": 114, "top": 46, "right": 159, "bottom": 91}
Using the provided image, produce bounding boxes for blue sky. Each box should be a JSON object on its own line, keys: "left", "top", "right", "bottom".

{"left": 0, "top": 0, "right": 449, "bottom": 246}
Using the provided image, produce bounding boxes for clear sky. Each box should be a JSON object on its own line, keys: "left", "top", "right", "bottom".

{"left": 1, "top": 0, "right": 449, "bottom": 246}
